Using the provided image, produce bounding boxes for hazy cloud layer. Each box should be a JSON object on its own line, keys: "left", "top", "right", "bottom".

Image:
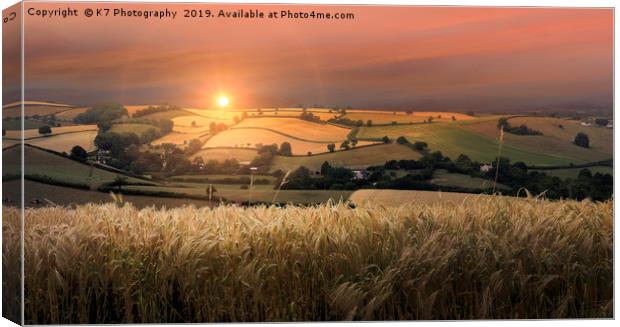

{"left": 22, "top": 4, "right": 612, "bottom": 112}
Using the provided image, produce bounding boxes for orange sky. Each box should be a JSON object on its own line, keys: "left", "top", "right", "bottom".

{"left": 18, "top": 3, "right": 613, "bottom": 112}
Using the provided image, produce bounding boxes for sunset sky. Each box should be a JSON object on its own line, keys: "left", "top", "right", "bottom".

{"left": 18, "top": 3, "right": 613, "bottom": 112}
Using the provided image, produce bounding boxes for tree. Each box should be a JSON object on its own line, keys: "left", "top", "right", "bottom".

{"left": 396, "top": 136, "right": 409, "bottom": 144}
{"left": 97, "top": 121, "right": 112, "bottom": 132}
{"left": 191, "top": 120, "right": 197, "bottom": 127}
{"left": 70, "top": 145, "right": 88, "bottom": 161}
{"left": 279, "top": 142, "right": 292, "bottom": 156}
{"left": 381, "top": 136, "right": 390, "bottom": 144}
{"left": 38, "top": 125, "right": 52, "bottom": 136}
{"left": 413, "top": 141, "right": 428, "bottom": 151}
{"left": 427, "top": 117, "right": 434, "bottom": 123}
{"left": 452, "top": 116, "right": 456, "bottom": 121}
{"left": 320, "top": 161, "right": 332, "bottom": 175}
{"left": 497, "top": 117, "right": 509, "bottom": 130}
{"left": 595, "top": 118, "right": 609, "bottom": 127}
{"left": 209, "top": 122, "right": 217, "bottom": 133}
{"left": 327, "top": 143, "right": 336, "bottom": 152}
{"left": 366, "top": 120, "right": 373, "bottom": 127}
{"left": 74, "top": 103, "right": 128, "bottom": 124}
{"left": 574, "top": 132, "right": 590, "bottom": 148}
{"left": 340, "top": 140, "right": 350, "bottom": 150}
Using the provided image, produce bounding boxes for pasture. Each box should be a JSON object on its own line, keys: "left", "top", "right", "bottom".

{"left": 190, "top": 147, "right": 258, "bottom": 163}
{"left": 233, "top": 118, "right": 351, "bottom": 142}
{"left": 3, "top": 145, "right": 146, "bottom": 188}
{"left": 55, "top": 107, "right": 89, "bottom": 121}
{"left": 7, "top": 196, "right": 611, "bottom": 323}
{"left": 357, "top": 123, "right": 577, "bottom": 165}
{"left": 151, "top": 132, "right": 208, "bottom": 147}
{"left": 2, "top": 180, "right": 214, "bottom": 209}
{"left": 463, "top": 117, "right": 612, "bottom": 163}
{"left": 204, "top": 128, "right": 335, "bottom": 155}
{"left": 430, "top": 169, "right": 510, "bottom": 190}
{"left": 109, "top": 123, "right": 160, "bottom": 136}
{"left": 26, "top": 130, "right": 98, "bottom": 153}
{"left": 270, "top": 143, "right": 422, "bottom": 172}
{"left": 4, "top": 125, "right": 97, "bottom": 140}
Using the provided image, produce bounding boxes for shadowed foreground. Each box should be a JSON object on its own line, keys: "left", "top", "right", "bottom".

{"left": 3, "top": 197, "right": 612, "bottom": 323}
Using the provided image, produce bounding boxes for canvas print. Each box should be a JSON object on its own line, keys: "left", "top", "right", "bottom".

{"left": 1, "top": 1, "right": 613, "bottom": 324}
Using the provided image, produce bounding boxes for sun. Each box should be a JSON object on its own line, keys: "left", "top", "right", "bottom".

{"left": 217, "top": 96, "right": 230, "bottom": 107}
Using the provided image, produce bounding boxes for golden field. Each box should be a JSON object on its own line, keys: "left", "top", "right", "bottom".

{"left": 204, "top": 128, "right": 340, "bottom": 155}
{"left": 234, "top": 118, "right": 350, "bottom": 142}
{"left": 4, "top": 125, "right": 97, "bottom": 140}
{"left": 2, "top": 196, "right": 612, "bottom": 323}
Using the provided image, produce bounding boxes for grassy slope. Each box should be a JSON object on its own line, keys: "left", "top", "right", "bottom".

{"left": 357, "top": 122, "right": 577, "bottom": 165}
{"left": 8, "top": 197, "right": 611, "bottom": 323}
{"left": 3, "top": 180, "right": 214, "bottom": 209}
{"left": 270, "top": 143, "right": 422, "bottom": 172}
{"left": 430, "top": 169, "right": 510, "bottom": 190}
{"left": 462, "top": 117, "right": 612, "bottom": 163}
{"left": 26, "top": 130, "right": 97, "bottom": 153}
{"left": 190, "top": 147, "right": 258, "bottom": 163}
{"left": 110, "top": 123, "right": 160, "bottom": 135}
{"left": 233, "top": 118, "right": 351, "bottom": 142}
{"left": 3, "top": 145, "right": 145, "bottom": 187}
{"left": 204, "top": 128, "right": 336, "bottom": 155}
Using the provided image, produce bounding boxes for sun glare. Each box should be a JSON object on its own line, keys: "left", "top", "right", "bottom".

{"left": 217, "top": 96, "right": 230, "bottom": 107}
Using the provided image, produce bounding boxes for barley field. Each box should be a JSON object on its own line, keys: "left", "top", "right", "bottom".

{"left": 2, "top": 196, "right": 612, "bottom": 323}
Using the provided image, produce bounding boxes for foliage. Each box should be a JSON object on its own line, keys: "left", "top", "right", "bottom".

{"left": 74, "top": 103, "right": 128, "bottom": 124}
{"left": 574, "top": 132, "right": 590, "bottom": 148}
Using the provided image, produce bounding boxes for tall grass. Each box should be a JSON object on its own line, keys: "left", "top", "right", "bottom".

{"left": 3, "top": 196, "right": 612, "bottom": 323}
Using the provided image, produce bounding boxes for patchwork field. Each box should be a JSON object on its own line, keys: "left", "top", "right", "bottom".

{"left": 26, "top": 130, "right": 98, "bottom": 153}
{"left": 190, "top": 147, "right": 258, "bottom": 163}
{"left": 4, "top": 125, "right": 97, "bottom": 140}
{"left": 430, "top": 169, "right": 509, "bottom": 190}
{"left": 2, "top": 118, "right": 49, "bottom": 130}
{"left": 3, "top": 101, "right": 75, "bottom": 118}
{"left": 204, "top": 128, "right": 336, "bottom": 155}
{"left": 357, "top": 123, "right": 578, "bottom": 166}
{"left": 55, "top": 107, "right": 89, "bottom": 121}
{"left": 462, "top": 117, "right": 612, "bottom": 163}
{"left": 270, "top": 143, "right": 422, "bottom": 172}
{"left": 109, "top": 123, "right": 160, "bottom": 136}
{"left": 151, "top": 131, "right": 208, "bottom": 147}
{"left": 233, "top": 118, "right": 351, "bottom": 142}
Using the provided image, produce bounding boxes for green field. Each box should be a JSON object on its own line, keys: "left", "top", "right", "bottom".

{"left": 270, "top": 143, "right": 422, "bottom": 172}
{"left": 430, "top": 169, "right": 510, "bottom": 190}
{"left": 110, "top": 123, "right": 160, "bottom": 135}
{"left": 3, "top": 145, "right": 148, "bottom": 188}
{"left": 462, "top": 117, "right": 612, "bottom": 163}
{"left": 533, "top": 166, "right": 613, "bottom": 179}
{"left": 2, "top": 180, "right": 215, "bottom": 209}
{"left": 357, "top": 123, "right": 579, "bottom": 166}
{"left": 2, "top": 118, "right": 48, "bottom": 130}
{"left": 190, "top": 147, "right": 258, "bottom": 163}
